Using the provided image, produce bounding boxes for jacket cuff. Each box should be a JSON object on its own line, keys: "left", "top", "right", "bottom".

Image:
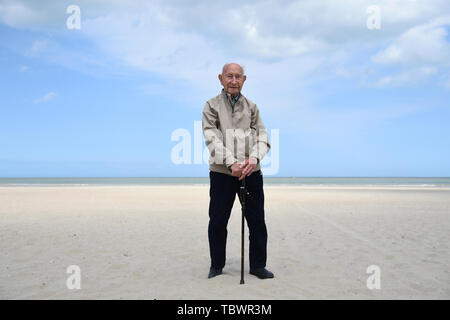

{"left": 225, "top": 155, "right": 237, "bottom": 169}
{"left": 249, "top": 153, "right": 261, "bottom": 165}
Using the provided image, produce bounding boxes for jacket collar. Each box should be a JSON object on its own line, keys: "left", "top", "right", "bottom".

{"left": 221, "top": 89, "right": 242, "bottom": 104}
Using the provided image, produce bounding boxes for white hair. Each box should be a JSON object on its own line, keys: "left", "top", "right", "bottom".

{"left": 221, "top": 63, "right": 245, "bottom": 75}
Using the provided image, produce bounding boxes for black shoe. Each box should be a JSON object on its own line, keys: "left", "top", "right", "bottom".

{"left": 208, "top": 267, "right": 223, "bottom": 279}
{"left": 250, "top": 268, "right": 274, "bottom": 279}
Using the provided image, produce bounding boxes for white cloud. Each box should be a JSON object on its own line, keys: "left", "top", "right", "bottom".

{"left": 372, "top": 16, "right": 450, "bottom": 66}
{"left": 34, "top": 92, "right": 57, "bottom": 103}
{"left": 23, "top": 37, "right": 116, "bottom": 77}
{"left": 2, "top": 0, "right": 450, "bottom": 91}
{"left": 27, "top": 39, "right": 49, "bottom": 55}
{"left": 2, "top": 0, "right": 449, "bottom": 57}
{"left": 370, "top": 16, "right": 450, "bottom": 87}
{"left": 0, "top": 1, "right": 42, "bottom": 28}
{"left": 374, "top": 67, "right": 438, "bottom": 87}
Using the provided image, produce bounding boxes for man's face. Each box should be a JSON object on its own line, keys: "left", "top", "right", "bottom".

{"left": 219, "top": 64, "right": 246, "bottom": 96}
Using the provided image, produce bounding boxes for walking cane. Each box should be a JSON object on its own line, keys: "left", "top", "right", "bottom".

{"left": 239, "top": 177, "right": 246, "bottom": 284}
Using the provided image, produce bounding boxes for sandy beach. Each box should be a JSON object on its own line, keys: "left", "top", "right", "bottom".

{"left": 0, "top": 185, "right": 449, "bottom": 299}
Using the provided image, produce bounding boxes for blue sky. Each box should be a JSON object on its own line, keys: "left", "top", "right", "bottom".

{"left": 1, "top": 0, "right": 449, "bottom": 177}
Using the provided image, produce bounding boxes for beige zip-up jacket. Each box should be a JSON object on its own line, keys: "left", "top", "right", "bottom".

{"left": 202, "top": 89, "right": 271, "bottom": 176}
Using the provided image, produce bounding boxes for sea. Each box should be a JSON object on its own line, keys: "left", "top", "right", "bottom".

{"left": 0, "top": 177, "right": 449, "bottom": 187}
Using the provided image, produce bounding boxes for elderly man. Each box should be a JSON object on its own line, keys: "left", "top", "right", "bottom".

{"left": 202, "top": 63, "right": 274, "bottom": 280}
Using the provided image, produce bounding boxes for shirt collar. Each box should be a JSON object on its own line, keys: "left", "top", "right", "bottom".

{"left": 222, "top": 89, "right": 241, "bottom": 105}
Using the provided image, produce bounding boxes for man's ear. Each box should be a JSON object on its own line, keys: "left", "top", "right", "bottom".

{"left": 218, "top": 74, "right": 223, "bottom": 84}
{"left": 243, "top": 75, "right": 247, "bottom": 83}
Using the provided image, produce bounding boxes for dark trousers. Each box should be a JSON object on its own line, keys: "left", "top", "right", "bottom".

{"left": 208, "top": 170, "right": 267, "bottom": 270}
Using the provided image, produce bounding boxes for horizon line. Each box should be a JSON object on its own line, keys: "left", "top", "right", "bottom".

{"left": 1, "top": 176, "right": 449, "bottom": 179}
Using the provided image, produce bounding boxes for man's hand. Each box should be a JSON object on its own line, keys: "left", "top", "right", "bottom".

{"left": 238, "top": 157, "right": 258, "bottom": 180}
{"left": 230, "top": 162, "right": 244, "bottom": 178}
